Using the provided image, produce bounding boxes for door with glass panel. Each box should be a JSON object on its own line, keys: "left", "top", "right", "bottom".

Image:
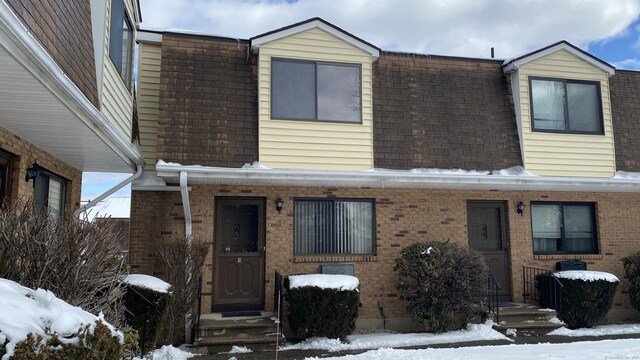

{"left": 467, "top": 201, "right": 511, "bottom": 301}
{"left": 213, "top": 198, "right": 265, "bottom": 311}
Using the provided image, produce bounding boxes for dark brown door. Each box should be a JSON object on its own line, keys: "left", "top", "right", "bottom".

{"left": 467, "top": 201, "right": 511, "bottom": 301}
{"left": 213, "top": 198, "right": 265, "bottom": 312}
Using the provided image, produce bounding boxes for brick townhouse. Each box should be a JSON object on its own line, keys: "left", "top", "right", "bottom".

{"left": 132, "top": 18, "right": 640, "bottom": 335}
{"left": 0, "top": 0, "right": 143, "bottom": 214}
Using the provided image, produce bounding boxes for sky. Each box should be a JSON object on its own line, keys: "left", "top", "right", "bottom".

{"left": 81, "top": 0, "right": 640, "bottom": 202}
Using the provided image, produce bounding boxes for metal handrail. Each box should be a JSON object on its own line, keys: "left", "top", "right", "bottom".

{"left": 196, "top": 275, "right": 202, "bottom": 341}
{"left": 274, "top": 271, "right": 284, "bottom": 337}
{"left": 522, "top": 265, "right": 564, "bottom": 311}
{"left": 487, "top": 272, "right": 502, "bottom": 323}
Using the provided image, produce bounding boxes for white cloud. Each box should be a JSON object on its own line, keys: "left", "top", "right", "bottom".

{"left": 139, "top": 0, "right": 640, "bottom": 59}
{"left": 612, "top": 58, "right": 640, "bottom": 70}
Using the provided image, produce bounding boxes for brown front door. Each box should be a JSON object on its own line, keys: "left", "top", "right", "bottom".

{"left": 467, "top": 201, "right": 511, "bottom": 301}
{"left": 213, "top": 198, "right": 265, "bottom": 312}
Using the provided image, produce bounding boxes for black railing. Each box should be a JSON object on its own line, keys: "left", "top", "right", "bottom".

{"left": 196, "top": 275, "right": 203, "bottom": 341}
{"left": 125, "top": 285, "right": 154, "bottom": 357}
{"left": 274, "top": 271, "right": 285, "bottom": 337}
{"left": 486, "top": 272, "right": 501, "bottom": 323}
{"left": 522, "top": 266, "right": 564, "bottom": 311}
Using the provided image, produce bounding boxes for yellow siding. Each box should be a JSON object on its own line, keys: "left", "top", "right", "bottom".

{"left": 136, "top": 42, "right": 162, "bottom": 170}
{"left": 98, "top": 0, "right": 134, "bottom": 142}
{"left": 517, "top": 49, "right": 615, "bottom": 177}
{"left": 258, "top": 27, "right": 374, "bottom": 170}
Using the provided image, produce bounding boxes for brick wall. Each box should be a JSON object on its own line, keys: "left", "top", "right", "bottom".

{"left": 156, "top": 34, "right": 259, "bottom": 167}
{"left": 0, "top": 125, "right": 82, "bottom": 213}
{"left": 130, "top": 185, "right": 640, "bottom": 321}
{"left": 609, "top": 70, "right": 640, "bottom": 172}
{"left": 373, "top": 53, "right": 522, "bottom": 170}
{"left": 6, "top": 0, "right": 99, "bottom": 107}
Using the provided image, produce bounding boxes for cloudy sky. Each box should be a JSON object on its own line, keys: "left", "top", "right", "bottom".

{"left": 81, "top": 0, "right": 640, "bottom": 202}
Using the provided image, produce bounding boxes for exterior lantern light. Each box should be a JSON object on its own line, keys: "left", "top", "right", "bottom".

{"left": 516, "top": 201, "right": 526, "bottom": 216}
{"left": 25, "top": 160, "right": 40, "bottom": 188}
{"left": 276, "top": 197, "right": 284, "bottom": 213}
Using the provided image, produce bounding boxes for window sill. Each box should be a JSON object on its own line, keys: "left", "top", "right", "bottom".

{"left": 533, "top": 254, "right": 602, "bottom": 261}
{"left": 293, "top": 255, "right": 377, "bottom": 263}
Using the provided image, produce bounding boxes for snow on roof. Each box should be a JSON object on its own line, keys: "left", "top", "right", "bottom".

{"left": 82, "top": 197, "right": 130, "bottom": 221}
{"left": 0, "top": 278, "right": 122, "bottom": 359}
{"left": 553, "top": 270, "right": 619, "bottom": 283}
{"left": 124, "top": 274, "right": 172, "bottom": 294}
{"left": 289, "top": 274, "right": 359, "bottom": 291}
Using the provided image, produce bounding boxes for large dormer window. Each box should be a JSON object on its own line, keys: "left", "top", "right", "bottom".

{"left": 271, "top": 58, "right": 361, "bottom": 123}
{"left": 108, "top": 0, "right": 133, "bottom": 89}
{"left": 529, "top": 77, "right": 603, "bottom": 134}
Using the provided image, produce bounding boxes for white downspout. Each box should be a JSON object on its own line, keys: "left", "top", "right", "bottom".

{"left": 180, "top": 171, "right": 194, "bottom": 344}
{"left": 74, "top": 164, "right": 143, "bottom": 218}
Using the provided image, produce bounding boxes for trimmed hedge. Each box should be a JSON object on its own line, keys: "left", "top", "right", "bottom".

{"left": 394, "top": 241, "right": 488, "bottom": 333}
{"left": 123, "top": 284, "right": 171, "bottom": 351}
{"left": 8, "top": 321, "right": 121, "bottom": 360}
{"left": 286, "top": 282, "right": 359, "bottom": 340}
{"left": 622, "top": 252, "right": 640, "bottom": 311}
{"left": 539, "top": 275, "right": 618, "bottom": 329}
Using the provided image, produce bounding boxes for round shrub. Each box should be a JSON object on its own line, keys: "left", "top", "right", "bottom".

{"left": 285, "top": 275, "right": 360, "bottom": 340}
{"left": 622, "top": 252, "right": 640, "bottom": 311}
{"left": 553, "top": 271, "right": 619, "bottom": 329}
{"left": 394, "top": 241, "right": 489, "bottom": 333}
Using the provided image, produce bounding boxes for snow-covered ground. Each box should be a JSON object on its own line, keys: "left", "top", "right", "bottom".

{"left": 280, "top": 322, "right": 509, "bottom": 352}
{"left": 133, "top": 345, "right": 194, "bottom": 360}
{"left": 549, "top": 323, "right": 640, "bottom": 336}
{"left": 305, "top": 339, "right": 640, "bottom": 360}
{"left": 0, "top": 279, "right": 121, "bottom": 360}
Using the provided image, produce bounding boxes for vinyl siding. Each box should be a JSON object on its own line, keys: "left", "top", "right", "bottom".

{"left": 517, "top": 50, "right": 615, "bottom": 177}
{"left": 99, "top": 0, "right": 134, "bottom": 142}
{"left": 137, "top": 41, "right": 162, "bottom": 170}
{"left": 258, "top": 27, "right": 374, "bottom": 170}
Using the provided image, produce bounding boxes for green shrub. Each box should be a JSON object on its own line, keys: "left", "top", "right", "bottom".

{"left": 553, "top": 275, "right": 618, "bottom": 329}
{"left": 285, "top": 280, "right": 359, "bottom": 340}
{"left": 8, "top": 321, "right": 121, "bottom": 360}
{"left": 394, "top": 241, "right": 489, "bottom": 333}
{"left": 622, "top": 252, "right": 640, "bottom": 311}
{"left": 124, "top": 284, "right": 171, "bottom": 351}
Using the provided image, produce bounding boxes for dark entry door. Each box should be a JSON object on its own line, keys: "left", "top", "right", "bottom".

{"left": 467, "top": 201, "right": 511, "bottom": 301}
{"left": 213, "top": 198, "right": 265, "bottom": 312}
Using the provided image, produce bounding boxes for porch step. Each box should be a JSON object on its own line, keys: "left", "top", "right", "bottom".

{"left": 194, "top": 312, "right": 284, "bottom": 354}
{"left": 491, "top": 304, "right": 564, "bottom": 337}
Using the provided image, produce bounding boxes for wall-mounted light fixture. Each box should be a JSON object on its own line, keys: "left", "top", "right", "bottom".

{"left": 25, "top": 160, "right": 40, "bottom": 188}
{"left": 516, "top": 201, "right": 526, "bottom": 216}
{"left": 276, "top": 197, "right": 284, "bottom": 213}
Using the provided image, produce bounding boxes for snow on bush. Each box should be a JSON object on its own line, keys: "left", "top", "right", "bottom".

{"left": 0, "top": 278, "right": 122, "bottom": 359}
{"left": 553, "top": 270, "right": 619, "bottom": 283}
{"left": 125, "top": 274, "right": 172, "bottom": 293}
{"left": 288, "top": 274, "right": 359, "bottom": 291}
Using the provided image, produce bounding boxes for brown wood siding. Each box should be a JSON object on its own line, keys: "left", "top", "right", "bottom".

{"left": 610, "top": 70, "right": 640, "bottom": 172}
{"left": 7, "top": 0, "right": 99, "bottom": 107}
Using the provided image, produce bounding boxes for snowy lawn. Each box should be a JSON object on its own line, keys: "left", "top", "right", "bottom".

{"left": 550, "top": 323, "right": 640, "bottom": 337}
{"left": 305, "top": 339, "right": 640, "bottom": 360}
{"left": 133, "top": 345, "right": 194, "bottom": 360}
{"left": 0, "top": 278, "right": 121, "bottom": 360}
{"left": 280, "top": 322, "right": 510, "bottom": 352}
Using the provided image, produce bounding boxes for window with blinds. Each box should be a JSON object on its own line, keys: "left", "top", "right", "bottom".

{"left": 35, "top": 171, "right": 67, "bottom": 218}
{"left": 294, "top": 199, "right": 375, "bottom": 256}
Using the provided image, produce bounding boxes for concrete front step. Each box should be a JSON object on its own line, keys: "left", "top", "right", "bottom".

{"left": 195, "top": 312, "right": 284, "bottom": 354}
{"left": 493, "top": 321, "right": 564, "bottom": 337}
{"left": 490, "top": 303, "right": 563, "bottom": 337}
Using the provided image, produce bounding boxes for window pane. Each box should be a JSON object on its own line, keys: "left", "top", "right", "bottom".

{"left": 531, "top": 79, "right": 566, "bottom": 130}
{"left": 272, "top": 60, "right": 316, "bottom": 120}
{"left": 532, "top": 204, "right": 562, "bottom": 252}
{"left": 108, "top": 0, "right": 125, "bottom": 74}
{"left": 563, "top": 205, "right": 596, "bottom": 252}
{"left": 121, "top": 17, "right": 133, "bottom": 86}
{"left": 48, "top": 178, "right": 63, "bottom": 218}
{"left": 294, "top": 200, "right": 374, "bottom": 255}
{"left": 567, "top": 82, "right": 601, "bottom": 133}
{"left": 317, "top": 64, "right": 361, "bottom": 122}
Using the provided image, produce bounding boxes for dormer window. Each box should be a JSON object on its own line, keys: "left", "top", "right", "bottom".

{"left": 108, "top": 0, "right": 133, "bottom": 89}
{"left": 271, "top": 58, "right": 361, "bottom": 123}
{"left": 529, "top": 77, "right": 603, "bottom": 134}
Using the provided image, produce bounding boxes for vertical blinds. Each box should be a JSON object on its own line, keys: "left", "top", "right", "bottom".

{"left": 294, "top": 199, "right": 374, "bottom": 255}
